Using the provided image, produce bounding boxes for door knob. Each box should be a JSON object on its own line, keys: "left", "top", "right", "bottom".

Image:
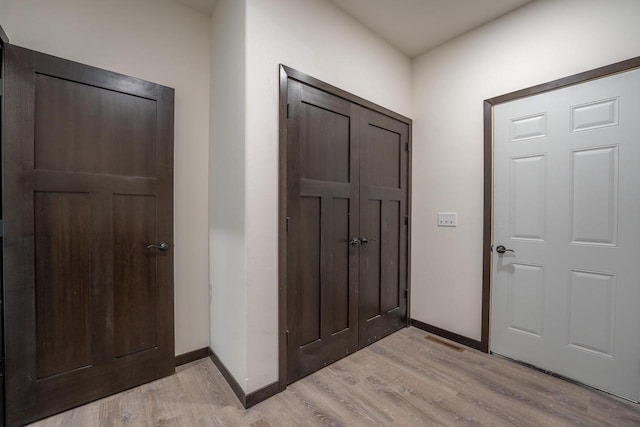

{"left": 495, "top": 245, "right": 515, "bottom": 254}
{"left": 349, "top": 238, "right": 361, "bottom": 246}
{"left": 360, "top": 237, "right": 377, "bottom": 245}
{"left": 147, "top": 242, "right": 169, "bottom": 251}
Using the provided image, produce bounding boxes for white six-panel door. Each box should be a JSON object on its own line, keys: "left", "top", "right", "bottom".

{"left": 491, "top": 68, "right": 640, "bottom": 401}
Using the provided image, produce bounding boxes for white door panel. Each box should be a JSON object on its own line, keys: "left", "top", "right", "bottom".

{"left": 492, "top": 68, "right": 640, "bottom": 401}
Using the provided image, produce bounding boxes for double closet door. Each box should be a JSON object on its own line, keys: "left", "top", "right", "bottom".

{"left": 286, "top": 78, "right": 410, "bottom": 383}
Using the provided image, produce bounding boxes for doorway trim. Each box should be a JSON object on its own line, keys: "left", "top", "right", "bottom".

{"left": 0, "top": 23, "right": 8, "bottom": 427}
{"left": 278, "top": 65, "right": 412, "bottom": 391}
{"left": 481, "top": 56, "right": 640, "bottom": 354}
{"left": 0, "top": 25, "right": 8, "bottom": 45}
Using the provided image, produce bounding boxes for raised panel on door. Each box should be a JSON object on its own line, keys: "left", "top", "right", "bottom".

{"left": 34, "top": 74, "right": 157, "bottom": 177}
{"left": 2, "top": 45, "right": 175, "bottom": 425}
{"left": 35, "top": 192, "right": 92, "bottom": 379}
{"left": 286, "top": 80, "right": 359, "bottom": 383}
{"left": 298, "top": 196, "right": 321, "bottom": 347}
{"left": 359, "top": 108, "right": 408, "bottom": 347}
{"left": 113, "top": 194, "right": 158, "bottom": 357}
{"left": 567, "top": 270, "right": 615, "bottom": 357}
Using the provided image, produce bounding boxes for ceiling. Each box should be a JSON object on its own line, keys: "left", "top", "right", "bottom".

{"left": 329, "top": 0, "right": 533, "bottom": 57}
{"left": 178, "top": 0, "right": 533, "bottom": 58}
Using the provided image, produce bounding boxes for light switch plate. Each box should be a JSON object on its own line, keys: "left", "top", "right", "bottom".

{"left": 437, "top": 212, "right": 457, "bottom": 227}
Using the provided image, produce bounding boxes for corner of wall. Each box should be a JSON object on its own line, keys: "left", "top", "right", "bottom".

{"left": 209, "top": 0, "right": 249, "bottom": 392}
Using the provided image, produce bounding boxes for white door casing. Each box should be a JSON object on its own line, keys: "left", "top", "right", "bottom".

{"left": 491, "top": 68, "right": 640, "bottom": 401}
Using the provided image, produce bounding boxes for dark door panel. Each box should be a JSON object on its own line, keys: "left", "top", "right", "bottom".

{"left": 286, "top": 80, "right": 359, "bottom": 383}
{"left": 2, "top": 45, "right": 174, "bottom": 426}
{"left": 34, "top": 191, "right": 93, "bottom": 379}
{"left": 358, "top": 108, "right": 409, "bottom": 347}
{"left": 0, "top": 31, "right": 8, "bottom": 427}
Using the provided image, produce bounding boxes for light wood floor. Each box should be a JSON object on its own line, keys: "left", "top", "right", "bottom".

{"left": 30, "top": 327, "right": 640, "bottom": 426}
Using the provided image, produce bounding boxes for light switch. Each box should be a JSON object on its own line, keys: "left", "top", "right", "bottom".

{"left": 437, "top": 212, "right": 457, "bottom": 227}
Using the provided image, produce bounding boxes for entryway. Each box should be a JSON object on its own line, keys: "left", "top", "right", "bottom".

{"left": 488, "top": 62, "right": 640, "bottom": 401}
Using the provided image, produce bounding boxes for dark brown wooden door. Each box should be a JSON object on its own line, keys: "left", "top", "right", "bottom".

{"left": 286, "top": 80, "right": 360, "bottom": 383}
{"left": 0, "top": 29, "right": 8, "bottom": 427}
{"left": 285, "top": 75, "right": 410, "bottom": 384}
{"left": 358, "top": 108, "right": 409, "bottom": 347}
{"left": 2, "top": 45, "right": 174, "bottom": 426}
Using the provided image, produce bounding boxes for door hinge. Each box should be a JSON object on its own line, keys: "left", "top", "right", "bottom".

{"left": 285, "top": 329, "right": 290, "bottom": 344}
{"left": 405, "top": 142, "right": 409, "bottom": 152}
{"left": 404, "top": 216, "right": 409, "bottom": 226}
{"left": 287, "top": 103, "right": 290, "bottom": 118}
{"left": 0, "top": 78, "right": 3, "bottom": 97}
{"left": 0, "top": 357, "right": 4, "bottom": 376}
{"left": 0, "top": 219, "right": 3, "bottom": 237}
{"left": 404, "top": 289, "right": 409, "bottom": 299}
{"left": 286, "top": 216, "right": 290, "bottom": 232}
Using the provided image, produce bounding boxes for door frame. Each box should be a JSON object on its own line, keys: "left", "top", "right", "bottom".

{"left": 0, "top": 25, "right": 8, "bottom": 45}
{"left": 278, "top": 65, "right": 413, "bottom": 390}
{"left": 481, "top": 56, "right": 640, "bottom": 354}
{"left": 0, "top": 24, "right": 8, "bottom": 427}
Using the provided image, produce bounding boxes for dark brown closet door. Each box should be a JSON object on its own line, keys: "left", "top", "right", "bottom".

{"left": 3, "top": 45, "right": 174, "bottom": 426}
{"left": 358, "top": 108, "right": 409, "bottom": 347}
{"left": 286, "top": 80, "right": 360, "bottom": 383}
{"left": 0, "top": 30, "right": 7, "bottom": 426}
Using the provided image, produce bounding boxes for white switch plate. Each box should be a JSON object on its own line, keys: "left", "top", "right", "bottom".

{"left": 437, "top": 212, "right": 457, "bottom": 227}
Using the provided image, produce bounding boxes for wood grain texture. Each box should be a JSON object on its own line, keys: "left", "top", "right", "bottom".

{"left": 358, "top": 108, "right": 409, "bottom": 348}
{"left": 29, "top": 328, "right": 640, "bottom": 427}
{"left": 1, "top": 33, "right": 8, "bottom": 427}
{"left": 278, "top": 65, "right": 289, "bottom": 391}
{"left": 35, "top": 191, "right": 92, "bottom": 379}
{"left": 34, "top": 74, "right": 157, "bottom": 177}
{"left": 113, "top": 194, "right": 157, "bottom": 358}
{"left": 3, "top": 44, "right": 175, "bottom": 426}
{"left": 279, "top": 65, "right": 413, "bottom": 392}
{"left": 286, "top": 80, "right": 360, "bottom": 385}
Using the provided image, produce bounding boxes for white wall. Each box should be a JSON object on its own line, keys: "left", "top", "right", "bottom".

{"left": 411, "top": 0, "right": 640, "bottom": 340}
{"left": 0, "top": 0, "right": 211, "bottom": 355}
{"left": 209, "top": 0, "right": 247, "bottom": 388}
{"left": 243, "top": 0, "right": 412, "bottom": 392}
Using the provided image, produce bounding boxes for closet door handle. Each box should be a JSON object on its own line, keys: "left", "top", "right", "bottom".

{"left": 349, "top": 238, "right": 361, "bottom": 246}
{"left": 147, "top": 242, "right": 169, "bottom": 251}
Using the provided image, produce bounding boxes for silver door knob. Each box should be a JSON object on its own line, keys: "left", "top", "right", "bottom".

{"left": 147, "top": 242, "right": 169, "bottom": 251}
{"left": 349, "top": 238, "right": 361, "bottom": 246}
{"left": 495, "top": 245, "right": 514, "bottom": 254}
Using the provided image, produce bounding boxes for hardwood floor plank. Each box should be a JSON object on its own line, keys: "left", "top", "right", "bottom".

{"left": 301, "top": 373, "right": 386, "bottom": 426}
{"left": 28, "top": 328, "right": 640, "bottom": 426}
